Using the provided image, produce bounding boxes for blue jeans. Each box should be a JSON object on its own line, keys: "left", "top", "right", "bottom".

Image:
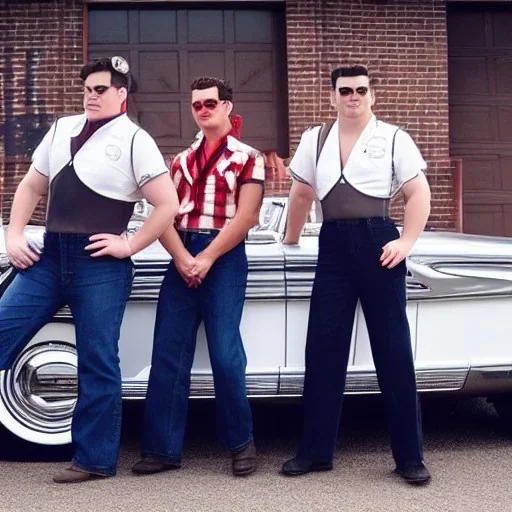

{"left": 298, "top": 218, "right": 424, "bottom": 468}
{"left": 141, "top": 231, "right": 253, "bottom": 464}
{"left": 0, "top": 232, "right": 133, "bottom": 476}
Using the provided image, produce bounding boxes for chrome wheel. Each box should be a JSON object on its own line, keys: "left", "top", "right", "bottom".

{"left": 0, "top": 342, "right": 77, "bottom": 445}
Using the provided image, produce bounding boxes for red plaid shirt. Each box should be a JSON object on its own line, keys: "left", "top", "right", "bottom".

{"left": 170, "top": 131, "right": 265, "bottom": 230}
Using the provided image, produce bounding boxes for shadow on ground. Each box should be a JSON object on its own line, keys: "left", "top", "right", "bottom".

{"left": 2, "top": 394, "right": 509, "bottom": 464}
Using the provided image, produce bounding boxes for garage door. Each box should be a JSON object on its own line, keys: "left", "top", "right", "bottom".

{"left": 448, "top": 4, "right": 512, "bottom": 236}
{"left": 88, "top": 4, "right": 288, "bottom": 157}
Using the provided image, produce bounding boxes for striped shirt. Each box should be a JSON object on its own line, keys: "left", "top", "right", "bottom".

{"left": 171, "top": 131, "right": 265, "bottom": 230}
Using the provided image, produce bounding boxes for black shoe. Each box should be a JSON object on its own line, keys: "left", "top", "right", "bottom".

{"left": 394, "top": 462, "right": 431, "bottom": 485}
{"left": 132, "top": 457, "right": 180, "bottom": 475}
{"left": 281, "top": 457, "right": 333, "bottom": 476}
{"left": 232, "top": 441, "right": 258, "bottom": 476}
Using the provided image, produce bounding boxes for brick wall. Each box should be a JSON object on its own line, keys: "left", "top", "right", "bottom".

{"left": 0, "top": 0, "right": 455, "bottom": 230}
{"left": 0, "top": 0, "right": 83, "bottom": 224}
{"left": 285, "top": 0, "right": 454, "bottom": 230}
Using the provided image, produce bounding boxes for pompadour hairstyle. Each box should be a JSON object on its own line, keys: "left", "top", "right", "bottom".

{"left": 330, "top": 65, "right": 370, "bottom": 90}
{"left": 190, "top": 76, "right": 233, "bottom": 102}
{"left": 80, "top": 57, "right": 132, "bottom": 92}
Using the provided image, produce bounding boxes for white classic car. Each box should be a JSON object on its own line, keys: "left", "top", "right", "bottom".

{"left": 0, "top": 198, "right": 511, "bottom": 447}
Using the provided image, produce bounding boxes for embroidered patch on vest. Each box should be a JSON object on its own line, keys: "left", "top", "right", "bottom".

{"left": 105, "top": 145, "right": 122, "bottom": 161}
{"left": 365, "top": 136, "right": 387, "bottom": 159}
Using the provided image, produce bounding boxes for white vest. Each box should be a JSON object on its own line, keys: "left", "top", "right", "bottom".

{"left": 290, "top": 116, "right": 427, "bottom": 201}
{"left": 32, "top": 114, "right": 167, "bottom": 202}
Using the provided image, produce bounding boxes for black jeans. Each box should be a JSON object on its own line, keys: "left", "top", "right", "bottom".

{"left": 298, "top": 218, "right": 424, "bottom": 468}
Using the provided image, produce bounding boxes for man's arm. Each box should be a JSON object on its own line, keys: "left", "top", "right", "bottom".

{"left": 282, "top": 180, "right": 316, "bottom": 245}
{"left": 158, "top": 224, "right": 198, "bottom": 287}
{"left": 380, "top": 173, "right": 431, "bottom": 268}
{"left": 192, "top": 183, "right": 263, "bottom": 282}
{"left": 7, "top": 166, "right": 49, "bottom": 269}
{"left": 127, "top": 174, "right": 179, "bottom": 254}
{"left": 87, "top": 173, "right": 178, "bottom": 258}
{"left": 200, "top": 182, "right": 262, "bottom": 259}
{"left": 159, "top": 224, "right": 189, "bottom": 261}
{"left": 400, "top": 172, "right": 431, "bottom": 245}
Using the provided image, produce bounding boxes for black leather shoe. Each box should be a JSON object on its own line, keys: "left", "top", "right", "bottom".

{"left": 281, "top": 457, "right": 333, "bottom": 476}
{"left": 394, "top": 462, "right": 431, "bottom": 485}
{"left": 132, "top": 457, "right": 180, "bottom": 475}
{"left": 232, "top": 441, "right": 258, "bottom": 476}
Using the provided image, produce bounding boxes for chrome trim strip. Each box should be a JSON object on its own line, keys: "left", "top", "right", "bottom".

{"left": 19, "top": 365, "right": 512, "bottom": 402}
{"left": 284, "top": 256, "right": 317, "bottom": 299}
{"left": 406, "top": 260, "right": 512, "bottom": 301}
{"left": 284, "top": 257, "right": 512, "bottom": 302}
{"left": 278, "top": 367, "right": 470, "bottom": 395}
{"left": 130, "top": 258, "right": 286, "bottom": 301}
{"left": 246, "top": 258, "right": 286, "bottom": 300}
{"left": 45, "top": 259, "right": 286, "bottom": 320}
{"left": 121, "top": 371, "right": 280, "bottom": 399}
{"left": 461, "top": 364, "right": 512, "bottom": 395}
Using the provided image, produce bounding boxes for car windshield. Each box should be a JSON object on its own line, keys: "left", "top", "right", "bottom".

{"left": 250, "top": 199, "right": 286, "bottom": 233}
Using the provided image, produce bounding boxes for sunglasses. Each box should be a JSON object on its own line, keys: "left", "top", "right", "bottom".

{"left": 192, "top": 99, "right": 221, "bottom": 112}
{"left": 338, "top": 86, "right": 369, "bottom": 97}
{"left": 84, "top": 85, "right": 117, "bottom": 96}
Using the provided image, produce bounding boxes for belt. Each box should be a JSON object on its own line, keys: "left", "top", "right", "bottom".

{"left": 179, "top": 228, "right": 219, "bottom": 235}
{"left": 323, "top": 217, "right": 391, "bottom": 226}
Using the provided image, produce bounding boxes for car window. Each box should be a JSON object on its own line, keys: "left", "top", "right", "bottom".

{"left": 250, "top": 198, "right": 286, "bottom": 233}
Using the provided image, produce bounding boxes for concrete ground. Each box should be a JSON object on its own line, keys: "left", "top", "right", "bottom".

{"left": 0, "top": 396, "right": 511, "bottom": 512}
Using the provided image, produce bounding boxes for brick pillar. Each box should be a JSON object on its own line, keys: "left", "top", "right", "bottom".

{"left": 0, "top": 0, "right": 83, "bottom": 224}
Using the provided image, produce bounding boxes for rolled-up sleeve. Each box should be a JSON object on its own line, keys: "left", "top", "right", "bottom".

{"left": 131, "top": 129, "right": 169, "bottom": 187}
{"left": 240, "top": 152, "right": 265, "bottom": 185}
{"left": 394, "top": 130, "right": 427, "bottom": 186}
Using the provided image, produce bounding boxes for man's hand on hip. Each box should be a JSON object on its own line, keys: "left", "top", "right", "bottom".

{"left": 6, "top": 233, "right": 40, "bottom": 269}
{"left": 380, "top": 238, "right": 413, "bottom": 269}
{"left": 86, "top": 233, "right": 133, "bottom": 259}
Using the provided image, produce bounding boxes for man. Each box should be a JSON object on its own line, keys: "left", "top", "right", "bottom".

{"left": 281, "top": 65, "right": 432, "bottom": 485}
{"left": 132, "top": 77, "right": 264, "bottom": 477}
{"left": 0, "top": 56, "right": 178, "bottom": 483}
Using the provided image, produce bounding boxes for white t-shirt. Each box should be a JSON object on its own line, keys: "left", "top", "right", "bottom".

{"left": 32, "top": 114, "right": 168, "bottom": 202}
{"left": 289, "top": 115, "right": 427, "bottom": 200}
